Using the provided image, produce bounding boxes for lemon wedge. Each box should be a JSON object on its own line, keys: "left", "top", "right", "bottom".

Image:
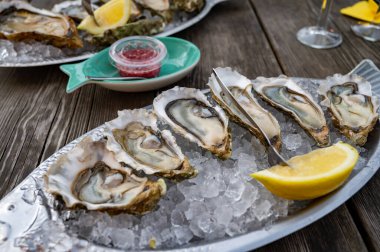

{"left": 78, "top": 0, "right": 132, "bottom": 35}
{"left": 251, "top": 142, "right": 359, "bottom": 200}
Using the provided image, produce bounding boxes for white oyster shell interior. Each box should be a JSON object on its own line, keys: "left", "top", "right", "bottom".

{"left": 45, "top": 137, "right": 164, "bottom": 211}
{"left": 208, "top": 67, "right": 281, "bottom": 147}
{"left": 105, "top": 109, "right": 185, "bottom": 175}
{"left": 153, "top": 86, "right": 230, "bottom": 157}
{"left": 318, "top": 73, "right": 380, "bottom": 130}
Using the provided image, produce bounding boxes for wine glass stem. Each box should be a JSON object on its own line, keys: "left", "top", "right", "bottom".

{"left": 317, "top": 0, "right": 334, "bottom": 29}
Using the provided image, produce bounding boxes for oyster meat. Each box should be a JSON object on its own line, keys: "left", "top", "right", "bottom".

{"left": 318, "top": 74, "right": 379, "bottom": 145}
{"left": 208, "top": 67, "right": 282, "bottom": 150}
{"left": 153, "top": 86, "right": 232, "bottom": 159}
{"left": 45, "top": 137, "right": 166, "bottom": 214}
{"left": 0, "top": 1, "right": 83, "bottom": 48}
{"left": 253, "top": 76, "right": 330, "bottom": 146}
{"left": 105, "top": 109, "right": 197, "bottom": 181}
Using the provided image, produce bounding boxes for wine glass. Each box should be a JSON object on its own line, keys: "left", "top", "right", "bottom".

{"left": 297, "top": 0, "right": 342, "bottom": 49}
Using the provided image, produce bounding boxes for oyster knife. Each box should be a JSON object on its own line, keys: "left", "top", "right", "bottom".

{"left": 212, "top": 69, "right": 291, "bottom": 168}
{"left": 82, "top": 0, "right": 100, "bottom": 26}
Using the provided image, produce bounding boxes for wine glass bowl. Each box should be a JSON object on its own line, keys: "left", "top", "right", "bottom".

{"left": 297, "top": 26, "right": 342, "bottom": 49}
{"left": 297, "top": 0, "right": 343, "bottom": 49}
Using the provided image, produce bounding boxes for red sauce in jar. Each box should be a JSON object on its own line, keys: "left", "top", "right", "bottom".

{"left": 116, "top": 48, "right": 162, "bottom": 78}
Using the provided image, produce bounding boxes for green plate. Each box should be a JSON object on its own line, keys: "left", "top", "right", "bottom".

{"left": 60, "top": 37, "right": 201, "bottom": 93}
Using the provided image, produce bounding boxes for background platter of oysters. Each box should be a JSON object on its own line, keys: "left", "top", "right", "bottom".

{"left": 36, "top": 68, "right": 378, "bottom": 250}
{"left": 0, "top": 0, "right": 207, "bottom": 66}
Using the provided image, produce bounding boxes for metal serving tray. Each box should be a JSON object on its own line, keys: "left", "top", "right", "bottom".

{"left": 0, "top": 0, "right": 227, "bottom": 68}
{"left": 0, "top": 60, "right": 379, "bottom": 251}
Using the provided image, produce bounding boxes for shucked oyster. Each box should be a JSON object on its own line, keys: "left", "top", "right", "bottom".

{"left": 153, "top": 86, "right": 232, "bottom": 159}
{"left": 208, "top": 67, "right": 282, "bottom": 150}
{"left": 45, "top": 137, "right": 166, "bottom": 214}
{"left": 52, "top": 0, "right": 93, "bottom": 22}
{"left": 105, "top": 109, "right": 197, "bottom": 181}
{"left": 0, "top": 1, "right": 83, "bottom": 48}
{"left": 253, "top": 76, "right": 330, "bottom": 146}
{"left": 318, "top": 74, "right": 379, "bottom": 146}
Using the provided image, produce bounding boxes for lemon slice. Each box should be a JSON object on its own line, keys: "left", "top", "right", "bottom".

{"left": 78, "top": 0, "right": 132, "bottom": 35}
{"left": 251, "top": 142, "right": 359, "bottom": 200}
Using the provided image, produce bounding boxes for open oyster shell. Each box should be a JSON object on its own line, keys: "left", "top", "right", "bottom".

{"left": 153, "top": 86, "right": 232, "bottom": 159}
{"left": 253, "top": 76, "right": 330, "bottom": 146}
{"left": 45, "top": 137, "right": 166, "bottom": 215}
{"left": 105, "top": 109, "right": 197, "bottom": 182}
{"left": 51, "top": 0, "right": 90, "bottom": 22}
{"left": 0, "top": 1, "right": 83, "bottom": 48}
{"left": 208, "top": 67, "right": 282, "bottom": 150}
{"left": 318, "top": 74, "right": 380, "bottom": 146}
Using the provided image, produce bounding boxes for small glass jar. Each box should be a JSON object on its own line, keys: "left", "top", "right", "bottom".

{"left": 109, "top": 36, "right": 167, "bottom": 78}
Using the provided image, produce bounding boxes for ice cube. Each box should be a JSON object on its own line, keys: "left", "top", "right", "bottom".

{"left": 171, "top": 209, "right": 186, "bottom": 227}
{"left": 109, "top": 228, "right": 135, "bottom": 249}
{"left": 173, "top": 226, "right": 193, "bottom": 245}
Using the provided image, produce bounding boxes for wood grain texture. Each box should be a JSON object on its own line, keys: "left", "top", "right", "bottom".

{"left": 251, "top": 0, "right": 380, "bottom": 78}
{"left": 0, "top": 0, "right": 377, "bottom": 251}
{"left": 250, "top": 0, "right": 380, "bottom": 250}
{"left": 257, "top": 205, "right": 367, "bottom": 252}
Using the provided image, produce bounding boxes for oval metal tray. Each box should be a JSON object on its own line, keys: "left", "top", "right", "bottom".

{"left": 0, "top": 0, "right": 226, "bottom": 68}
{"left": 0, "top": 60, "right": 379, "bottom": 251}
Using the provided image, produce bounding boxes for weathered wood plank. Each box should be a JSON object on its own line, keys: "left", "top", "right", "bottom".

{"left": 251, "top": 0, "right": 380, "bottom": 78}
{"left": 0, "top": 66, "right": 68, "bottom": 196}
{"left": 257, "top": 205, "right": 367, "bottom": 252}
{"left": 347, "top": 175, "right": 380, "bottom": 252}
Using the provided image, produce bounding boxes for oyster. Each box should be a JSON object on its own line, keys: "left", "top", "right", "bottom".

{"left": 153, "top": 86, "right": 232, "bottom": 159}
{"left": 318, "top": 74, "right": 379, "bottom": 145}
{"left": 208, "top": 67, "right": 282, "bottom": 150}
{"left": 52, "top": 0, "right": 90, "bottom": 22}
{"left": 135, "top": 0, "right": 172, "bottom": 21}
{"left": 253, "top": 76, "right": 330, "bottom": 146}
{"left": 105, "top": 109, "right": 197, "bottom": 181}
{"left": 0, "top": 1, "right": 83, "bottom": 48}
{"left": 172, "top": 0, "right": 205, "bottom": 12}
{"left": 45, "top": 137, "right": 166, "bottom": 214}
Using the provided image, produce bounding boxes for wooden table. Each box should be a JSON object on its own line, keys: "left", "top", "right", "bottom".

{"left": 1, "top": 0, "right": 379, "bottom": 251}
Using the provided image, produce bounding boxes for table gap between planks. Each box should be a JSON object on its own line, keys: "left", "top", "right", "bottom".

{"left": 0, "top": 0, "right": 379, "bottom": 251}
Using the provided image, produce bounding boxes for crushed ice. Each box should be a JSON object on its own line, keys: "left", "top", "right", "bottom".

{"left": 0, "top": 39, "right": 97, "bottom": 65}
{"left": 17, "top": 79, "right": 371, "bottom": 250}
